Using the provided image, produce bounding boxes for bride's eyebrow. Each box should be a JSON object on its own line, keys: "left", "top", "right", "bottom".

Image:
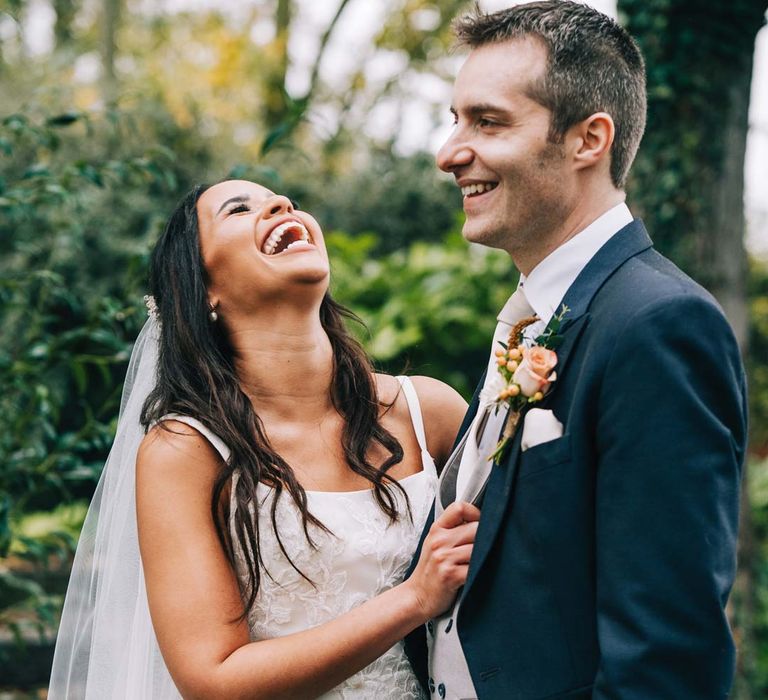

{"left": 216, "top": 195, "right": 250, "bottom": 216}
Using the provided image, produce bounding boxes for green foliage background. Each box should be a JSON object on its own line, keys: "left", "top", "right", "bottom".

{"left": 0, "top": 103, "right": 521, "bottom": 688}
{"left": 1, "top": 0, "right": 768, "bottom": 696}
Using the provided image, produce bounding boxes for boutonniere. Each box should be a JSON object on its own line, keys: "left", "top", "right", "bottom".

{"left": 483, "top": 304, "right": 569, "bottom": 465}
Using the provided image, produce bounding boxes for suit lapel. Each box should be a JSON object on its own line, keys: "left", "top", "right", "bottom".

{"left": 463, "top": 219, "right": 653, "bottom": 595}
{"left": 557, "top": 218, "right": 653, "bottom": 319}
{"left": 463, "top": 313, "right": 590, "bottom": 593}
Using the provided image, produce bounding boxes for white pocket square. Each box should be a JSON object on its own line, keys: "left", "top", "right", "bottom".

{"left": 521, "top": 408, "right": 564, "bottom": 452}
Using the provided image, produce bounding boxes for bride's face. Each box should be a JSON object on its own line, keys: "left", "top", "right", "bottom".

{"left": 196, "top": 179, "right": 330, "bottom": 314}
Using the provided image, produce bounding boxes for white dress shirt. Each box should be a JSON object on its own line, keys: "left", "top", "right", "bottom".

{"left": 518, "top": 202, "right": 633, "bottom": 339}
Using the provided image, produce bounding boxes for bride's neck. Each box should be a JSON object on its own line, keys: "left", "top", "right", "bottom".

{"left": 227, "top": 308, "right": 335, "bottom": 423}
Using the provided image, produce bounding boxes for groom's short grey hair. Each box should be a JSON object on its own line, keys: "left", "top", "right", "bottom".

{"left": 454, "top": 1, "right": 646, "bottom": 189}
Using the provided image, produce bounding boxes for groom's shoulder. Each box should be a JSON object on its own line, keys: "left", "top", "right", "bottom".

{"left": 598, "top": 246, "right": 724, "bottom": 319}
{"left": 586, "top": 246, "right": 737, "bottom": 351}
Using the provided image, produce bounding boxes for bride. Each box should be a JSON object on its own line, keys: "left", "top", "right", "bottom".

{"left": 48, "top": 179, "right": 478, "bottom": 699}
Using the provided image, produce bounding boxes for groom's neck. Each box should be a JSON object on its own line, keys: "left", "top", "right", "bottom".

{"left": 513, "top": 187, "right": 626, "bottom": 275}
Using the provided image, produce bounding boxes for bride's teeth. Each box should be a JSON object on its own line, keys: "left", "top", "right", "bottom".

{"left": 262, "top": 221, "right": 310, "bottom": 254}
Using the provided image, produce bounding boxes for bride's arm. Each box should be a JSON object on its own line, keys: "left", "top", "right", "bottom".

{"left": 136, "top": 424, "right": 477, "bottom": 700}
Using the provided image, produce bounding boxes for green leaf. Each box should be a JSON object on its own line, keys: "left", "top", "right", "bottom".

{"left": 46, "top": 112, "right": 82, "bottom": 128}
{"left": 70, "top": 361, "right": 87, "bottom": 395}
{"left": 2, "top": 114, "right": 27, "bottom": 130}
{"left": 22, "top": 164, "right": 51, "bottom": 179}
{"left": 547, "top": 334, "right": 565, "bottom": 349}
{"left": 76, "top": 163, "right": 104, "bottom": 187}
{"left": 261, "top": 121, "right": 296, "bottom": 155}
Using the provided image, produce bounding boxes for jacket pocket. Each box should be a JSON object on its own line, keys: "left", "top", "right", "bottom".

{"left": 517, "top": 433, "right": 572, "bottom": 481}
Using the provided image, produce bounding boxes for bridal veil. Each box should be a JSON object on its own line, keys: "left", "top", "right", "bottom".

{"left": 48, "top": 316, "right": 182, "bottom": 699}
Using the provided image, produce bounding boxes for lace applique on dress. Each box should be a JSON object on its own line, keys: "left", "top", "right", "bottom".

{"left": 231, "top": 472, "right": 434, "bottom": 699}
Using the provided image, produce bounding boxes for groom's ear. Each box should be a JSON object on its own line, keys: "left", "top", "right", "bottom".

{"left": 570, "top": 112, "right": 615, "bottom": 173}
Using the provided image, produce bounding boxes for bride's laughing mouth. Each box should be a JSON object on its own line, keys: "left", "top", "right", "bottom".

{"left": 261, "top": 219, "right": 314, "bottom": 255}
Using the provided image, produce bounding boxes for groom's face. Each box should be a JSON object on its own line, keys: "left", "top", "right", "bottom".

{"left": 437, "top": 38, "right": 574, "bottom": 259}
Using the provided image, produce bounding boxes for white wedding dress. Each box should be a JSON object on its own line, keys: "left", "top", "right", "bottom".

{"left": 168, "top": 376, "right": 434, "bottom": 699}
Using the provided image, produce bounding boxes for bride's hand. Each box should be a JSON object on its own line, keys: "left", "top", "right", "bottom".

{"left": 405, "top": 501, "right": 481, "bottom": 620}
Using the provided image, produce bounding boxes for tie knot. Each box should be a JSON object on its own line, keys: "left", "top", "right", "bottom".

{"left": 497, "top": 287, "right": 535, "bottom": 325}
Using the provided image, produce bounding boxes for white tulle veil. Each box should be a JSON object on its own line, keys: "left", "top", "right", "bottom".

{"left": 48, "top": 316, "right": 182, "bottom": 699}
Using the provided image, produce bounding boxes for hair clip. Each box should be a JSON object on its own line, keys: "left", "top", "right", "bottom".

{"left": 143, "top": 294, "right": 159, "bottom": 321}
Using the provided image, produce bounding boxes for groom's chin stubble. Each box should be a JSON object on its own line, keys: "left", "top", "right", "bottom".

{"left": 463, "top": 225, "right": 516, "bottom": 255}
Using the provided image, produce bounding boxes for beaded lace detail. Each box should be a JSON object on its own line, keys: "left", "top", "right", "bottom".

{"left": 231, "top": 472, "right": 434, "bottom": 699}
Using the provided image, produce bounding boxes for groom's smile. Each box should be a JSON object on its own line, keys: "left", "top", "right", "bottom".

{"left": 460, "top": 181, "right": 498, "bottom": 197}
{"left": 459, "top": 179, "right": 499, "bottom": 213}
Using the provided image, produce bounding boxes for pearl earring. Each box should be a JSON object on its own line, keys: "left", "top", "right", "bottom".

{"left": 208, "top": 304, "right": 218, "bottom": 322}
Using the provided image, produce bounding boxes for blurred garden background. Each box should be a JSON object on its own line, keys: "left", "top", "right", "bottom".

{"left": 2, "top": 0, "right": 768, "bottom": 696}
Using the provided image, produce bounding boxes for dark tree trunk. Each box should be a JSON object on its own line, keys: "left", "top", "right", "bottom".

{"left": 617, "top": 2, "right": 766, "bottom": 696}
{"left": 101, "top": 0, "right": 121, "bottom": 104}
{"left": 53, "top": 0, "right": 77, "bottom": 48}
{"left": 618, "top": 0, "right": 763, "bottom": 346}
{"left": 263, "top": 0, "right": 292, "bottom": 132}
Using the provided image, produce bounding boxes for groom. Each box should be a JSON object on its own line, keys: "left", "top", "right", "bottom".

{"left": 405, "top": 2, "right": 747, "bottom": 699}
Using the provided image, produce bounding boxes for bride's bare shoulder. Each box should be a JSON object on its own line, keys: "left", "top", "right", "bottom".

{"left": 137, "top": 420, "right": 224, "bottom": 484}
{"left": 372, "top": 373, "right": 401, "bottom": 406}
{"left": 373, "top": 373, "right": 467, "bottom": 464}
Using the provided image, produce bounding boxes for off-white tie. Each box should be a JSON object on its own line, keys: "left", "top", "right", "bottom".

{"left": 441, "top": 287, "right": 536, "bottom": 508}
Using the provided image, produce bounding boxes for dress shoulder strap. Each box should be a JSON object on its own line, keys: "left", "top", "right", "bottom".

{"left": 155, "top": 414, "right": 231, "bottom": 463}
{"left": 396, "top": 376, "right": 434, "bottom": 469}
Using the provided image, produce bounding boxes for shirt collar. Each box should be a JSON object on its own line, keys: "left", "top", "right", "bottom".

{"left": 516, "top": 202, "right": 633, "bottom": 325}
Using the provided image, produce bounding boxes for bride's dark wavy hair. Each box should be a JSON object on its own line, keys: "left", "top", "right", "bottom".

{"left": 140, "top": 184, "right": 409, "bottom": 613}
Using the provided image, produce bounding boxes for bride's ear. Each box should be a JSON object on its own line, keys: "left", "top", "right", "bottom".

{"left": 570, "top": 112, "right": 615, "bottom": 172}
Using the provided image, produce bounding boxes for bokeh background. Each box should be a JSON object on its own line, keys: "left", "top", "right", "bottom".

{"left": 1, "top": 0, "right": 768, "bottom": 697}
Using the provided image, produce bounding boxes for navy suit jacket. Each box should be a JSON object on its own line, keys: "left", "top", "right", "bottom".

{"left": 405, "top": 220, "right": 747, "bottom": 699}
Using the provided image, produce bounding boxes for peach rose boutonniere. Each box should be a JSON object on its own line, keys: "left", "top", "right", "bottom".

{"left": 488, "top": 304, "right": 569, "bottom": 465}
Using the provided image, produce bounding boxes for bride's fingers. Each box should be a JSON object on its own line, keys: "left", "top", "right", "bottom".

{"left": 449, "top": 563, "right": 470, "bottom": 587}
{"left": 428, "top": 543, "right": 475, "bottom": 591}
{"left": 436, "top": 501, "right": 481, "bottom": 529}
{"left": 424, "top": 524, "right": 476, "bottom": 559}
{"left": 456, "top": 501, "right": 481, "bottom": 522}
{"left": 446, "top": 521, "right": 478, "bottom": 547}
{"left": 445, "top": 543, "right": 474, "bottom": 566}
